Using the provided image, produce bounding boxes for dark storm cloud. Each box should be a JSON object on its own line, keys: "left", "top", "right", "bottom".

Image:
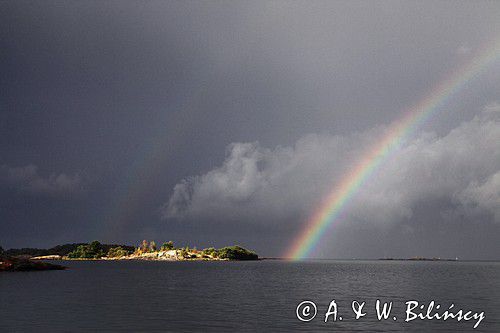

{"left": 0, "top": 164, "right": 83, "bottom": 196}
{"left": 1, "top": 1, "right": 500, "bottom": 257}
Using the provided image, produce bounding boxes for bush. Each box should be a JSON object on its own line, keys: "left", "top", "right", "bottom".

{"left": 217, "top": 246, "right": 258, "bottom": 260}
{"left": 107, "top": 246, "right": 131, "bottom": 258}
{"left": 202, "top": 247, "right": 218, "bottom": 257}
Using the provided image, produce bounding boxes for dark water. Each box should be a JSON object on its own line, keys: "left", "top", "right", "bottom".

{"left": 1, "top": 260, "right": 499, "bottom": 332}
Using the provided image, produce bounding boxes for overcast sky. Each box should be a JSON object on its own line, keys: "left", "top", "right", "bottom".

{"left": 1, "top": 1, "right": 499, "bottom": 259}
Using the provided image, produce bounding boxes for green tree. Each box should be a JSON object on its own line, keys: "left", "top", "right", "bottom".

{"left": 90, "top": 241, "right": 105, "bottom": 258}
{"left": 161, "top": 241, "right": 174, "bottom": 251}
{"left": 67, "top": 241, "right": 105, "bottom": 259}
{"left": 107, "top": 246, "right": 130, "bottom": 258}
{"left": 89, "top": 240, "right": 100, "bottom": 251}
{"left": 149, "top": 241, "right": 157, "bottom": 252}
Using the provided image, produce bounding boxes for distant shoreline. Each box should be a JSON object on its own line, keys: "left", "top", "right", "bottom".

{"left": 262, "top": 257, "right": 500, "bottom": 262}
{"left": 378, "top": 257, "right": 458, "bottom": 261}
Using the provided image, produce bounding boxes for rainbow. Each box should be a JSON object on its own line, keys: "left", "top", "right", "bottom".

{"left": 286, "top": 39, "right": 500, "bottom": 260}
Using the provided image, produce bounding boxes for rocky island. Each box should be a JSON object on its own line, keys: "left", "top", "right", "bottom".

{"left": 0, "top": 246, "right": 66, "bottom": 271}
{"left": 2, "top": 240, "right": 259, "bottom": 266}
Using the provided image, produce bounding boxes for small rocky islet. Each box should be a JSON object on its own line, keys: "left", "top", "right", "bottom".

{"left": 0, "top": 256, "right": 66, "bottom": 272}
{"left": 1, "top": 241, "right": 258, "bottom": 271}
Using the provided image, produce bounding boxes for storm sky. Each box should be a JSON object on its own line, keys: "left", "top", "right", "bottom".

{"left": 1, "top": 1, "right": 499, "bottom": 259}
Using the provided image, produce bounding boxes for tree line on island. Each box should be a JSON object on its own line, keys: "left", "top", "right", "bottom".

{"left": 69, "top": 240, "right": 258, "bottom": 260}
{"left": 1, "top": 241, "right": 258, "bottom": 261}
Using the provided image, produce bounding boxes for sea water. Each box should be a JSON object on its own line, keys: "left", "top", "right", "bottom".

{"left": 0, "top": 260, "right": 499, "bottom": 332}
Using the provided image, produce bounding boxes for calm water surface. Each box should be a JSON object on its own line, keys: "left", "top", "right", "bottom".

{"left": 1, "top": 260, "right": 499, "bottom": 332}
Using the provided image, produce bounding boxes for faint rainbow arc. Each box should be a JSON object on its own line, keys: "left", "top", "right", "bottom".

{"left": 286, "top": 39, "right": 500, "bottom": 260}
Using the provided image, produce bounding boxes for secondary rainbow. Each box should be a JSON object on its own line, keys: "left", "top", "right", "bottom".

{"left": 286, "top": 38, "right": 500, "bottom": 260}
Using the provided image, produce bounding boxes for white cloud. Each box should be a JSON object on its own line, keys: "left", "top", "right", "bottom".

{"left": 0, "top": 164, "right": 83, "bottom": 196}
{"left": 162, "top": 105, "right": 500, "bottom": 227}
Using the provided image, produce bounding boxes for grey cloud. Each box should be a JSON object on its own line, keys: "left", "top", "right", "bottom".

{"left": 459, "top": 171, "right": 500, "bottom": 222}
{"left": 0, "top": 164, "right": 83, "bottom": 196}
{"left": 163, "top": 105, "right": 500, "bottom": 229}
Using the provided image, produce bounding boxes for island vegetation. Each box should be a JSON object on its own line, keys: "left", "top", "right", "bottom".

{"left": 64, "top": 240, "right": 258, "bottom": 261}
{"left": 1, "top": 240, "right": 258, "bottom": 263}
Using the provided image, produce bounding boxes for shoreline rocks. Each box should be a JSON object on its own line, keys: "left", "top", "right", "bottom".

{"left": 0, "top": 256, "right": 66, "bottom": 271}
{"left": 30, "top": 255, "right": 63, "bottom": 260}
